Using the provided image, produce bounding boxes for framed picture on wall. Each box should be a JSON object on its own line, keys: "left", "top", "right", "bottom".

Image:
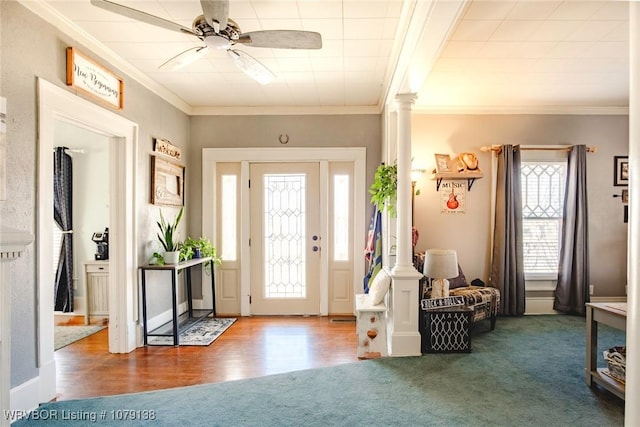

{"left": 151, "top": 155, "right": 184, "bottom": 206}
{"left": 614, "top": 155, "right": 628, "bottom": 186}
{"left": 434, "top": 154, "right": 451, "bottom": 173}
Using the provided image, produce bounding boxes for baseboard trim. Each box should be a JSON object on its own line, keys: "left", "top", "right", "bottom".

{"left": 10, "top": 359, "right": 56, "bottom": 415}
{"left": 525, "top": 296, "right": 627, "bottom": 315}
{"left": 146, "top": 301, "right": 188, "bottom": 332}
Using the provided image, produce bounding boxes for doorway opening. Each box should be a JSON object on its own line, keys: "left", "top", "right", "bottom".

{"left": 52, "top": 122, "right": 110, "bottom": 349}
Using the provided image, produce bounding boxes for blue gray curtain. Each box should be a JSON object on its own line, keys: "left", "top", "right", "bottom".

{"left": 489, "top": 145, "right": 526, "bottom": 316}
{"left": 554, "top": 145, "right": 590, "bottom": 315}
{"left": 54, "top": 147, "right": 74, "bottom": 312}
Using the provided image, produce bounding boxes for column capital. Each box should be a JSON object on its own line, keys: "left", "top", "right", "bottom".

{"left": 395, "top": 93, "right": 417, "bottom": 107}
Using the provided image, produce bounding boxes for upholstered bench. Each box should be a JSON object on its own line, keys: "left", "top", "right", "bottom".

{"left": 447, "top": 286, "right": 500, "bottom": 330}
{"left": 415, "top": 253, "right": 500, "bottom": 331}
{"left": 421, "top": 283, "right": 500, "bottom": 331}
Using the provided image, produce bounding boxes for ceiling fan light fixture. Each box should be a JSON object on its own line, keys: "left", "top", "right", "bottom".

{"left": 159, "top": 46, "right": 209, "bottom": 71}
{"left": 204, "top": 35, "right": 232, "bottom": 50}
{"left": 228, "top": 50, "right": 275, "bottom": 85}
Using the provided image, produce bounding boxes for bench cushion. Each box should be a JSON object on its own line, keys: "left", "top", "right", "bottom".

{"left": 368, "top": 270, "right": 391, "bottom": 305}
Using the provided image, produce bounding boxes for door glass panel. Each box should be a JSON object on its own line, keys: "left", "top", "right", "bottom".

{"left": 333, "top": 174, "right": 349, "bottom": 261}
{"left": 263, "top": 174, "right": 306, "bottom": 298}
{"left": 221, "top": 174, "right": 237, "bottom": 261}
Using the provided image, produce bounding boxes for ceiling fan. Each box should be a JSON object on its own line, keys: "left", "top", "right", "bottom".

{"left": 90, "top": 0, "right": 323, "bottom": 84}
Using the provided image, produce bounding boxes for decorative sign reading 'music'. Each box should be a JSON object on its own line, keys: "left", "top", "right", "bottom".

{"left": 66, "top": 47, "right": 123, "bottom": 109}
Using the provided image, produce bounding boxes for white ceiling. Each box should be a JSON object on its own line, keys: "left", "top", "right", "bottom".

{"left": 30, "top": 0, "right": 631, "bottom": 115}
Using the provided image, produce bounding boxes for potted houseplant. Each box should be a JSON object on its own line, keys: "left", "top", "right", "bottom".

{"left": 180, "top": 236, "right": 222, "bottom": 273}
{"left": 369, "top": 163, "right": 398, "bottom": 216}
{"left": 156, "top": 206, "right": 184, "bottom": 264}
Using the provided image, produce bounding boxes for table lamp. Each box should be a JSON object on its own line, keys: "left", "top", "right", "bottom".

{"left": 423, "top": 249, "right": 458, "bottom": 298}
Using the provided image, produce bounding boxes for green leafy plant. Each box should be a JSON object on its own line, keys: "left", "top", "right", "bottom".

{"left": 151, "top": 251, "right": 165, "bottom": 265}
{"left": 181, "top": 237, "right": 221, "bottom": 263}
{"left": 180, "top": 236, "right": 222, "bottom": 274}
{"left": 157, "top": 206, "right": 184, "bottom": 252}
{"left": 369, "top": 163, "right": 398, "bottom": 217}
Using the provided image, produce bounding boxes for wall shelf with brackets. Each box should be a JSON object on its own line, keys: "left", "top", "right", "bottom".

{"left": 432, "top": 170, "right": 483, "bottom": 191}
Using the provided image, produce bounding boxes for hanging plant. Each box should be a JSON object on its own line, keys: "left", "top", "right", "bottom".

{"left": 369, "top": 163, "right": 397, "bottom": 217}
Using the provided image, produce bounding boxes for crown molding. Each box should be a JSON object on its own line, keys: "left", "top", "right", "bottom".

{"left": 411, "top": 104, "right": 630, "bottom": 116}
{"left": 19, "top": 0, "right": 193, "bottom": 115}
{"left": 190, "top": 105, "right": 381, "bottom": 116}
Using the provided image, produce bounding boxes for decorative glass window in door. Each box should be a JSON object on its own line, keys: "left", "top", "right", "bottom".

{"left": 263, "top": 174, "right": 306, "bottom": 298}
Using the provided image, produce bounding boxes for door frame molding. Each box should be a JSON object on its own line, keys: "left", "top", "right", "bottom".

{"left": 37, "top": 79, "right": 138, "bottom": 361}
{"left": 202, "top": 147, "right": 366, "bottom": 316}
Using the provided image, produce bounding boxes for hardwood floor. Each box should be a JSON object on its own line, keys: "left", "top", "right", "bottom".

{"left": 54, "top": 316, "right": 358, "bottom": 401}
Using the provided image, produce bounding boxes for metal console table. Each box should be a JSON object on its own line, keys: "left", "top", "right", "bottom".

{"left": 140, "top": 257, "right": 216, "bottom": 346}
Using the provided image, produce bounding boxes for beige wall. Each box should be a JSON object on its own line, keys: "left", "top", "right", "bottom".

{"left": 188, "top": 114, "right": 382, "bottom": 238}
{"left": 411, "top": 114, "right": 629, "bottom": 297}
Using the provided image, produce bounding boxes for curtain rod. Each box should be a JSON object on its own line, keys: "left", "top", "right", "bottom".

{"left": 53, "top": 147, "right": 85, "bottom": 154}
{"left": 480, "top": 145, "right": 597, "bottom": 154}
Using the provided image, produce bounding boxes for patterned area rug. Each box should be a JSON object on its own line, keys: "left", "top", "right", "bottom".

{"left": 54, "top": 325, "right": 106, "bottom": 350}
{"left": 148, "top": 318, "right": 236, "bottom": 346}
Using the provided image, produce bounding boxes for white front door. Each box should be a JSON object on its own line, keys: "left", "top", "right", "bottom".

{"left": 249, "top": 162, "right": 321, "bottom": 315}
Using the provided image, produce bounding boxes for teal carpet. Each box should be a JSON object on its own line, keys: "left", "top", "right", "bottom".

{"left": 15, "top": 315, "right": 624, "bottom": 426}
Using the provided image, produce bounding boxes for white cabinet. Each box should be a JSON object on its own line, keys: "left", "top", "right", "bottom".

{"left": 84, "top": 261, "right": 109, "bottom": 325}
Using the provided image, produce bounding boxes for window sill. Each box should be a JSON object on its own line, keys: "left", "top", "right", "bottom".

{"left": 525, "top": 277, "right": 557, "bottom": 291}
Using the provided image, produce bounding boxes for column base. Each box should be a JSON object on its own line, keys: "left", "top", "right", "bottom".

{"left": 387, "top": 267, "right": 422, "bottom": 357}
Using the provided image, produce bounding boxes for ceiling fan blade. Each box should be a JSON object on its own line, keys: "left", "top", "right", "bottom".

{"left": 237, "top": 30, "right": 322, "bottom": 49}
{"left": 90, "top": 0, "right": 199, "bottom": 36}
{"left": 227, "top": 50, "right": 275, "bottom": 85}
{"left": 159, "top": 46, "right": 209, "bottom": 71}
{"left": 200, "top": 0, "right": 229, "bottom": 31}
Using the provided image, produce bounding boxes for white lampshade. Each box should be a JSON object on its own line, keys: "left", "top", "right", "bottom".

{"left": 423, "top": 249, "right": 458, "bottom": 279}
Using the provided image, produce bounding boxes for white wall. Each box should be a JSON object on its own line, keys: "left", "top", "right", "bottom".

{"left": 411, "top": 113, "right": 629, "bottom": 298}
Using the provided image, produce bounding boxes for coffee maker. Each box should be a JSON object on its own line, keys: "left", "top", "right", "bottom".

{"left": 92, "top": 227, "right": 109, "bottom": 260}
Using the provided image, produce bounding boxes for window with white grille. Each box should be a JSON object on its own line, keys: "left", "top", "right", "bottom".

{"left": 521, "top": 160, "right": 566, "bottom": 278}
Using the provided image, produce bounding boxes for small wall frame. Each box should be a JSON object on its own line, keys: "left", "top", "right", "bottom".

{"left": 151, "top": 155, "right": 184, "bottom": 206}
{"left": 434, "top": 154, "right": 452, "bottom": 173}
{"left": 614, "top": 155, "right": 629, "bottom": 186}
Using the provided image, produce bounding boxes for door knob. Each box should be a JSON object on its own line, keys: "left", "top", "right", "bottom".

{"left": 312, "top": 246, "right": 320, "bottom": 252}
{"left": 312, "top": 235, "right": 320, "bottom": 241}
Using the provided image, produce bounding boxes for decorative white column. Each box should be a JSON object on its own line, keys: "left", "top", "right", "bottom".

{"left": 0, "top": 227, "right": 33, "bottom": 427}
{"left": 393, "top": 93, "right": 417, "bottom": 274}
{"left": 626, "top": 3, "right": 640, "bottom": 422}
{"left": 387, "top": 93, "right": 422, "bottom": 357}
